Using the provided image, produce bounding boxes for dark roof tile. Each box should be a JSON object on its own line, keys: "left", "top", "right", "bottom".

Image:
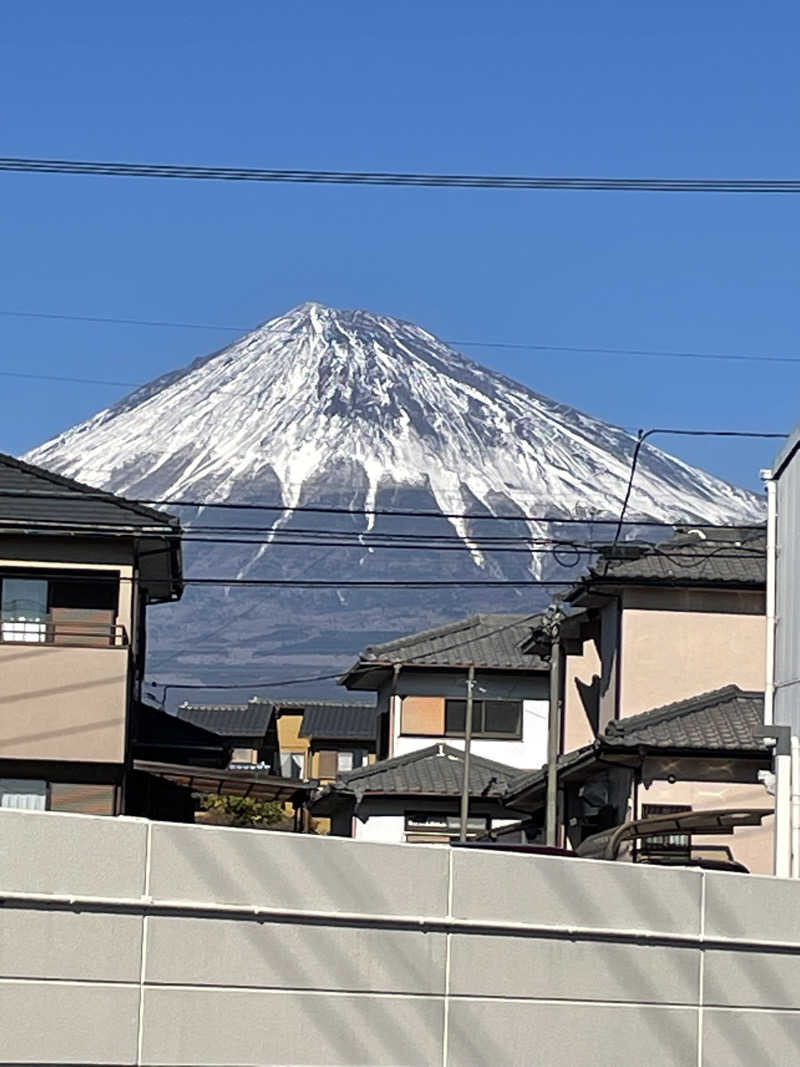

{"left": 176, "top": 700, "right": 273, "bottom": 738}
{"left": 0, "top": 452, "right": 178, "bottom": 530}
{"left": 342, "top": 613, "right": 547, "bottom": 675}
{"left": 578, "top": 527, "right": 765, "bottom": 589}
{"left": 334, "top": 742, "right": 518, "bottom": 798}
{"left": 298, "top": 704, "right": 377, "bottom": 740}
{"left": 505, "top": 685, "right": 766, "bottom": 802}
{"left": 604, "top": 685, "right": 766, "bottom": 750}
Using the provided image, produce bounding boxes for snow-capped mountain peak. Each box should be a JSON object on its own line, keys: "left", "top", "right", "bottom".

{"left": 23, "top": 301, "right": 764, "bottom": 694}
{"left": 27, "top": 301, "right": 762, "bottom": 569}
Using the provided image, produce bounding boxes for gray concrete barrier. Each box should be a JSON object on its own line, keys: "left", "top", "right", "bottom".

{"left": 1, "top": 809, "right": 798, "bottom": 1065}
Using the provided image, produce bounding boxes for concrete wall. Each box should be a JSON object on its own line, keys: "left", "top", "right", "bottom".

{"left": 3, "top": 808, "right": 800, "bottom": 1066}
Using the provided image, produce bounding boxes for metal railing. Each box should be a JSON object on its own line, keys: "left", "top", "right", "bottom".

{"left": 0, "top": 615, "right": 128, "bottom": 648}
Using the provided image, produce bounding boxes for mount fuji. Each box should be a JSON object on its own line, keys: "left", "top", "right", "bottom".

{"left": 25, "top": 302, "right": 763, "bottom": 697}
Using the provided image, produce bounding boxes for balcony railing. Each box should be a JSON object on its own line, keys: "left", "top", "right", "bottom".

{"left": 0, "top": 615, "right": 128, "bottom": 648}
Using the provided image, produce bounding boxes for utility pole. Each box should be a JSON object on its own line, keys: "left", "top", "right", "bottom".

{"left": 459, "top": 664, "right": 475, "bottom": 843}
{"left": 544, "top": 603, "right": 564, "bottom": 848}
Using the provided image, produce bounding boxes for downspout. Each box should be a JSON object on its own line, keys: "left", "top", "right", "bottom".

{"left": 792, "top": 736, "right": 800, "bottom": 879}
{"left": 388, "top": 663, "right": 401, "bottom": 760}
{"left": 763, "top": 470, "right": 777, "bottom": 727}
{"left": 761, "top": 469, "right": 790, "bottom": 876}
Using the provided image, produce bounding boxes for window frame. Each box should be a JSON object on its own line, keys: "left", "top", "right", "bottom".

{"left": 0, "top": 568, "right": 122, "bottom": 647}
{"left": 404, "top": 810, "right": 489, "bottom": 842}
{"left": 280, "top": 751, "right": 305, "bottom": 780}
{"left": 443, "top": 698, "right": 523, "bottom": 741}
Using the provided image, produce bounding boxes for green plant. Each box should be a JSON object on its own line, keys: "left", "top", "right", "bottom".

{"left": 199, "top": 794, "right": 286, "bottom": 828}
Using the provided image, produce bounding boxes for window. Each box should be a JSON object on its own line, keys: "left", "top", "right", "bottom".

{"left": 337, "top": 749, "right": 367, "bottom": 773}
{"left": 0, "top": 570, "right": 120, "bottom": 646}
{"left": 443, "top": 699, "right": 522, "bottom": 739}
{"left": 231, "top": 747, "right": 257, "bottom": 766}
{"left": 400, "top": 697, "right": 445, "bottom": 735}
{"left": 404, "top": 811, "right": 487, "bottom": 843}
{"left": 0, "top": 779, "right": 47, "bottom": 811}
{"left": 280, "top": 752, "right": 305, "bottom": 780}
{"left": 48, "top": 784, "right": 116, "bottom": 815}
{"left": 1, "top": 578, "right": 48, "bottom": 642}
{"left": 640, "top": 803, "right": 692, "bottom": 861}
{"left": 316, "top": 750, "right": 338, "bottom": 779}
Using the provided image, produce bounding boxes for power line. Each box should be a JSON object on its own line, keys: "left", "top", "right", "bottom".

{"left": 603, "top": 427, "right": 780, "bottom": 572}
{"left": 0, "top": 369, "right": 141, "bottom": 388}
{"left": 0, "top": 487, "right": 771, "bottom": 527}
{"left": 146, "top": 671, "right": 344, "bottom": 693}
{"left": 4, "top": 156, "right": 800, "bottom": 193}
{"left": 0, "top": 521, "right": 767, "bottom": 562}
{"left": 0, "top": 309, "right": 243, "bottom": 333}
{"left": 5, "top": 306, "right": 800, "bottom": 371}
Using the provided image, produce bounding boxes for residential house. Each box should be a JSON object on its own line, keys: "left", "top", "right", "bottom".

{"left": 311, "top": 742, "right": 523, "bottom": 843}
{"left": 177, "top": 697, "right": 377, "bottom": 781}
{"left": 176, "top": 699, "right": 280, "bottom": 770}
{"left": 339, "top": 613, "right": 550, "bottom": 769}
{"left": 506, "top": 685, "right": 771, "bottom": 871}
{"left": 525, "top": 526, "right": 772, "bottom": 870}
{"left": 294, "top": 701, "right": 378, "bottom": 782}
{"left": 558, "top": 525, "right": 765, "bottom": 748}
{"left": 0, "top": 451, "right": 219, "bottom": 818}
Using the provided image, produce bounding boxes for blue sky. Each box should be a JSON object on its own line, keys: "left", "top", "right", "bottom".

{"left": 2, "top": 1, "right": 799, "bottom": 490}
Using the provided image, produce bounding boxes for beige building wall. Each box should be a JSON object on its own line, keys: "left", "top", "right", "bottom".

{"left": 0, "top": 645, "right": 128, "bottom": 762}
{"left": 620, "top": 609, "right": 765, "bottom": 718}
{"left": 637, "top": 778, "right": 774, "bottom": 875}
{"left": 0, "top": 550, "right": 137, "bottom": 766}
{"left": 563, "top": 640, "right": 601, "bottom": 754}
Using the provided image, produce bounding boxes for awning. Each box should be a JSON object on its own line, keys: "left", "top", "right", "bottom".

{"left": 576, "top": 806, "right": 773, "bottom": 861}
{"left": 133, "top": 760, "right": 316, "bottom": 804}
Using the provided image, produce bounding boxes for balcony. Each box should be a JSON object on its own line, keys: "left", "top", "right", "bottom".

{"left": 0, "top": 615, "right": 128, "bottom": 648}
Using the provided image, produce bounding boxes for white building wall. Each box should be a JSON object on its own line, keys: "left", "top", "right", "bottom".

{"left": 391, "top": 698, "right": 548, "bottom": 769}
{"left": 352, "top": 814, "right": 406, "bottom": 843}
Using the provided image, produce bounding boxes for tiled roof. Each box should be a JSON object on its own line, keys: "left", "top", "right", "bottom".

{"left": 604, "top": 685, "right": 766, "bottom": 750}
{"left": 342, "top": 613, "right": 547, "bottom": 674}
{"left": 298, "top": 704, "right": 377, "bottom": 740}
{"left": 577, "top": 527, "right": 765, "bottom": 589}
{"left": 176, "top": 700, "right": 273, "bottom": 738}
{"left": 0, "top": 452, "right": 178, "bottom": 530}
{"left": 506, "top": 685, "right": 766, "bottom": 802}
{"left": 335, "top": 743, "right": 518, "bottom": 798}
{"left": 132, "top": 703, "right": 231, "bottom": 767}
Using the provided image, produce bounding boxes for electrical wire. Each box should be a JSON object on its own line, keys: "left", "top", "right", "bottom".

{"left": 145, "top": 671, "right": 345, "bottom": 693}
{"left": 601, "top": 427, "right": 780, "bottom": 573}
{"left": 0, "top": 517, "right": 767, "bottom": 563}
{"left": 5, "top": 306, "right": 800, "bottom": 368}
{"left": 0, "top": 486, "right": 771, "bottom": 528}
{"left": 4, "top": 156, "right": 800, "bottom": 193}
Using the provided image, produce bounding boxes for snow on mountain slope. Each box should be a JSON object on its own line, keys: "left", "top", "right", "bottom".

{"left": 24, "top": 302, "right": 763, "bottom": 694}
{"left": 27, "top": 301, "right": 762, "bottom": 538}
